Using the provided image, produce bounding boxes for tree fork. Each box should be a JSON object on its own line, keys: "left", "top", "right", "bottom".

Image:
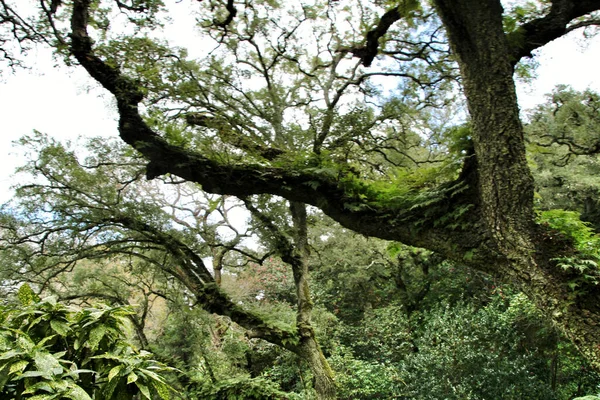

{"left": 434, "top": 0, "right": 600, "bottom": 368}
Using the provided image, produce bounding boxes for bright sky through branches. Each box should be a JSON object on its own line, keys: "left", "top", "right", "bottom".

{"left": 0, "top": 5, "right": 599, "bottom": 204}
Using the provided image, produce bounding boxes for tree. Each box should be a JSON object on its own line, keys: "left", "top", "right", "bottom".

{"left": 527, "top": 85, "right": 600, "bottom": 228}
{"left": 0, "top": 134, "right": 338, "bottom": 398}
{"left": 2, "top": 0, "right": 600, "bottom": 385}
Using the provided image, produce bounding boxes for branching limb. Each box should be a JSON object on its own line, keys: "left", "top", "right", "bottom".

{"left": 213, "top": 0, "right": 238, "bottom": 29}
{"left": 351, "top": 7, "right": 402, "bottom": 67}
{"left": 509, "top": 0, "right": 600, "bottom": 64}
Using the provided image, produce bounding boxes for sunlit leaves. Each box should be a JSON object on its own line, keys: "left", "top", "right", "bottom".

{"left": 527, "top": 86, "right": 600, "bottom": 229}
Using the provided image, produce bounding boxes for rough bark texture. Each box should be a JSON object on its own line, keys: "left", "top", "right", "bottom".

{"left": 434, "top": 0, "right": 535, "bottom": 257}
{"left": 433, "top": 0, "right": 600, "bottom": 368}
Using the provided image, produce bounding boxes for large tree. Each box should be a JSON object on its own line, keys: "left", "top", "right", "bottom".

{"left": 3, "top": 0, "right": 600, "bottom": 383}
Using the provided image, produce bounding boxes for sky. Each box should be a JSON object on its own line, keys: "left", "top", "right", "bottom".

{"left": 0, "top": 23, "right": 599, "bottom": 204}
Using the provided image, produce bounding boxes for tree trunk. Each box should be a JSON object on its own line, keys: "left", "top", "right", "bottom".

{"left": 289, "top": 202, "right": 337, "bottom": 400}
{"left": 434, "top": 0, "right": 600, "bottom": 369}
{"left": 434, "top": 0, "right": 535, "bottom": 256}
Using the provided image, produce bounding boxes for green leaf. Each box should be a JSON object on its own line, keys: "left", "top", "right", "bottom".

{"left": 9, "top": 359, "right": 29, "bottom": 375}
{"left": 33, "top": 351, "right": 63, "bottom": 376}
{"left": 17, "top": 370, "right": 48, "bottom": 379}
{"left": 64, "top": 385, "right": 94, "bottom": 400}
{"left": 151, "top": 380, "right": 172, "bottom": 400}
{"left": 23, "top": 381, "right": 53, "bottom": 394}
{"left": 136, "top": 381, "right": 151, "bottom": 399}
{"left": 50, "top": 320, "right": 70, "bottom": 337}
{"left": 17, "top": 335, "right": 35, "bottom": 353}
{"left": 108, "top": 365, "right": 123, "bottom": 382}
{"left": 0, "top": 364, "right": 11, "bottom": 390}
{"left": 127, "top": 371, "right": 138, "bottom": 385}
{"left": 24, "top": 394, "right": 55, "bottom": 400}
{"left": 87, "top": 325, "right": 107, "bottom": 351}
{"left": 18, "top": 284, "right": 41, "bottom": 306}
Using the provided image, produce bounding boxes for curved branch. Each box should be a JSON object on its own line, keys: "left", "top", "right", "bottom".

{"left": 350, "top": 7, "right": 402, "bottom": 67}
{"left": 68, "top": 0, "right": 484, "bottom": 267}
{"left": 509, "top": 0, "right": 600, "bottom": 64}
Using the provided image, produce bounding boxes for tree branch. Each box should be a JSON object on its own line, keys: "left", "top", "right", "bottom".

{"left": 68, "top": 0, "right": 486, "bottom": 267}
{"left": 350, "top": 7, "right": 402, "bottom": 67}
{"left": 509, "top": 0, "right": 600, "bottom": 64}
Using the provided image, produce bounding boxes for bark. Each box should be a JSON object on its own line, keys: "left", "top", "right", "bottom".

{"left": 433, "top": 0, "right": 600, "bottom": 368}
{"left": 435, "top": 0, "right": 535, "bottom": 257}
{"left": 351, "top": 7, "right": 404, "bottom": 67}
{"left": 508, "top": 0, "right": 600, "bottom": 64}
{"left": 245, "top": 200, "right": 337, "bottom": 399}
{"left": 289, "top": 202, "right": 337, "bottom": 400}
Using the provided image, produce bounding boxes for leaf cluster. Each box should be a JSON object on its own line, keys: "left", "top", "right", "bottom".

{"left": 0, "top": 284, "right": 176, "bottom": 399}
{"left": 538, "top": 210, "right": 600, "bottom": 287}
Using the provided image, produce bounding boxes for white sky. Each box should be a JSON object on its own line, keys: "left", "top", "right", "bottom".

{"left": 0, "top": 27, "right": 599, "bottom": 204}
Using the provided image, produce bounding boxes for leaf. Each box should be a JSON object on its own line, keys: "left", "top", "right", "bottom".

{"left": 108, "top": 365, "right": 123, "bottom": 382}
{"left": 24, "top": 394, "right": 55, "bottom": 400}
{"left": 127, "top": 371, "right": 138, "bottom": 385}
{"left": 0, "top": 364, "right": 11, "bottom": 390}
{"left": 64, "top": 385, "right": 94, "bottom": 400}
{"left": 463, "top": 250, "right": 475, "bottom": 261}
{"left": 9, "top": 359, "right": 29, "bottom": 375}
{"left": 136, "top": 381, "right": 152, "bottom": 399}
{"left": 87, "top": 325, "right": 107, "bottom": 351}
{"left": 16, "top": 370, "right": 48, "bottom": 379}
{"left": 50, "top": 320, "right": 70, "bottom": 337}
{"left": 18, "top": 284, "right": 41, "bottom": 306}
{"left": 33, "top": 351, "right": 63, "bottom": 376}
{"left": 0, "top": 349, "right": 24, "bottom": 361}
{"left": 17, "top": 335, "right": 35, "bottom": 353}
{"left": 23, "top": 381, "right": 53, "bottom": 394}
{"left": 151, "top": 380, "right": 172, "bottom": 400}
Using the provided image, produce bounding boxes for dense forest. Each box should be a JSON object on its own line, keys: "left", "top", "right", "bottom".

{"left": 1, "top": 0, "right": 600, "bottom": 399}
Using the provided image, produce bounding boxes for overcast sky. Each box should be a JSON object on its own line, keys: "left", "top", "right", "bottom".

{"left": 1, "top": 29, "right": 599, "bottom": 204}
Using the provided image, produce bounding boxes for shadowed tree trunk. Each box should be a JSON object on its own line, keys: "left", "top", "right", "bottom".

{"left": 434, "top": 0, "right": 600, "bottom": 368}
{"left": 289, "top": 202, "right": 337, "bottom": 400}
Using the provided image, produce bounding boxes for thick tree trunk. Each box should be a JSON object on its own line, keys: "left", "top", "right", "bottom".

{"left": 289, "top": 202, "right": 337, "bottom": 400}
{"left": 434, "top": 0, "right": 600, "bottom": 368}
{"left": 434, "top": 0, "right": 535, "bottom": 257}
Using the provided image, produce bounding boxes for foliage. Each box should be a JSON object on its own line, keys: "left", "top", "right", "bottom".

{"left": 194, "top": 376, "right": 302, "bottom": 400}
{"left": 527, "top": 86, "right": 600, "bottom": 229}
{"left": 310, "top": 228, "right": 599, "bottom": 399}
{"left": 538, "top": 210, "right": 600, "bottom": 256}
{"left": 0, "top": 284, "right": 176, "bottom": 399}
{"left": 3, "top": 0, "right": 600, "bottom": 397}
{"left": 329, "top": 350, "right": 404, "bottom": 399}
{"left": 538, "top": 209, "right": 600, "bottom": 286}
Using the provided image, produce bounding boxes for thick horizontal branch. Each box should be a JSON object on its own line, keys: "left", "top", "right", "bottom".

{"left": 68, "top": 0, "right": 486, "bottom": 264}
{"left": 509, "top": 0, "right": 600, "bottom": 64}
